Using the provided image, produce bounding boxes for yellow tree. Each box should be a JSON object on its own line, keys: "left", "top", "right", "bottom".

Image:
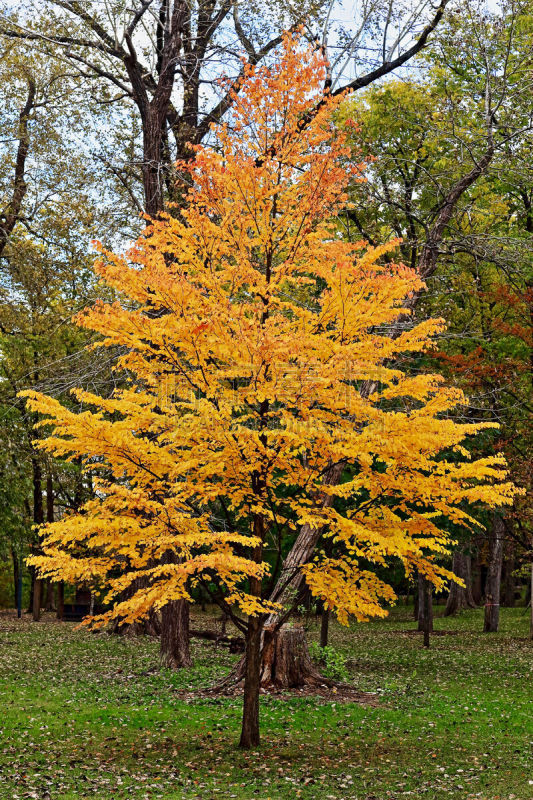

{"left": 23, "top": 35, "right": 517, "bottom": 748}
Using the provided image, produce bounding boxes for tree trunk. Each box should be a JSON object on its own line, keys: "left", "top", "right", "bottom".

{"left": 27, "top": 566, "right": 35, "bottom": 614}
{"left": 484, "top": 512, "right": 504, "bottom": 633}
{"left": 32, "top": 579, "right": 42, "bottom": 622}
{"left": 45, "top": 580, "right": 55, "bottom": 611}
{"left": 145, "top": 608, "right": 162, "bottom": 637}
{"left": 472, "top": 550, "right": 484, "bottom": 606}
{"left": 530, "top": 561, "right": 533, "bottom": 640}
{"left": 266, "top": 462, "right": 345, "bottom": 615}
{"left": 12, "top": 548, "right": 19, "bottom": 610}
{"left": 502, "top": 548, "right": 516, "bottom": 607}
{"left": 420, "top": 576, "right": 431, "bottom": 647}
{"left": 142, "top": 110, "right": 165, "bottom": 217}
{"left": 160, "top": 599, "right": 192, "bottom": 669}
{"left": 239, "top": 615, "right": 262, "bottom": 749}
{"left": 320, "top": 608, "right": 330, "bottom": 649}
{"left": 261, "top": 625, "right": 324, "bottom": 687}
{"left": 56, "top": 582, "right": 64, "bottom": 621}
{"left": 417, "top": 574, "right": 433, "bottom": 634}
{"left": 31, "top": 455, "right": 44, "bottom": 621}
{"left": 445, "top": 550, "right": 476, "bottom": 615}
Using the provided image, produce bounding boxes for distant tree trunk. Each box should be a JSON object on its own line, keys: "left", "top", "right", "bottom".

{"left": 11, "top": 548, "right": 19, "bottom": 610}
{"left": 32, "top": 579, "right": 42, "bottom": 621}
{"left": 417, "top": 574, "right": 433, "bottom": 634}
{"left": 484, "top": 512, "right": 504, "bottom": 632}
{"left": 44, "top": 580, "right": 54, "bottom": 611}
{"left": 43, "top": 473, "right": 55, "bottom": 611}
{"left": 27, "top": 567, "right": 35, "bottom": 614}
{"left": 56, "top": 582, "right": 64, "bottom": 621}
{"left": 445, "top": 550, "right": 476, "bottom": 615}
{"left": 419, "top": 575, "right": 432, "bottom": 647}
{"left": 502, "top": 548, "right": 516, "bottom": 607}
{"left": 320, "top": 608, "right": 330, "bottom": 648}
{"left": 530, "top": 561, "right": 533, "bottom": 640}
{"left": 32, "top": 456, "right": 44, "bottom": 622}
{"left": 160, "top": 599, "right": 192, "bottom": 669}
{"left": 471, "top": 547, "right": 484, "bottom": 605}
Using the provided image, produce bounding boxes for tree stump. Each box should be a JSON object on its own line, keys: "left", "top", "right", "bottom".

{"left": 222, "top": 624, "right": 325, "bottom": 690}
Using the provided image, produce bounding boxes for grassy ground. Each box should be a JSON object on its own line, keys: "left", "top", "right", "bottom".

{"left": 0, "top": 604, "right": 531, "bottom": 800}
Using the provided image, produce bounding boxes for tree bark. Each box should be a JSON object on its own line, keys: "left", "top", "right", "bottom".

{"left": 502, "top": 547, "right": 516, "bottom": 607}
{"left": 239, "top": 615, "right": 262, "bottom": 749}
{"left": 263, "top": 625, "right": 325, "bottom": 687}
{"left": 417, "top": 574, "right": 433, "bottom": 635}
{"left": 320, "top": 608, "right": 330, "bottom": 649}
{"left": 12, "top": 548, "right": 19, "bottom": 610}
{"left": 0, "top": 78, "right": 36, "bottom": 258}
{"left": 445, "top": 550, "right": 476, "bottom": 615}
{"left": 471, "top": 547, "right": 484, "bottom": 605}
{"left": 483, "top": 512, "right": 504, "bottom": 632}
{"left": 31, "top": 456, "right": 44, "bottom": 622}
{"left": 160, "top": 599, "right": 192, "bottom": 669}
{"left": 27, "top": 567, "right": 35, "bottom": 614}
{"left": 220, "top": 623, "right": 327, "bottom": 693}
{"left": 32, "top": 579, "right": 42, "bottom": 622}
{"left": 56, "top": 582, "right": 64, "bottom": 621}
{"left": 45, "top": 580, "right": 55, "bottom": 611}
{"left": 41, "top": 472, "right": 56, "bottom": 611}
{"left": 530, "top": 561, "right": 533, "bottom": 640}
{"left": 265, "top": 462, "right": 345, "bottom": 621}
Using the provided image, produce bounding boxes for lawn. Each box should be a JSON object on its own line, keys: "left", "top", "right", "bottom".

{"left": 0, "top": 605, "right": 531, "bottom": 800}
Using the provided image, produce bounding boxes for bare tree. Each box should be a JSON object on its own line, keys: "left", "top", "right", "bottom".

{"left": 0, "top": 74, "right": 35, "bottom": 258}
{"left": 1, "top": 0, "right": 451, "bottom": 215}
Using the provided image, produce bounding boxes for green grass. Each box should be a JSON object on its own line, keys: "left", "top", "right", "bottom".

{"left": 0, "top": 605, "right": 531, "bottom": 800}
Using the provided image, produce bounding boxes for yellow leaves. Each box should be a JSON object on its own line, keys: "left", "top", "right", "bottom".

{"left": 303, "top": 558, "right": 396, "bottom": 624}
{"left": 19, "top": 33, "right": 521, "bottom": 631}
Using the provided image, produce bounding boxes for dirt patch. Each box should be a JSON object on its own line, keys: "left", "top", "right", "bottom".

{"left": 179, "top": 683, "right": 380, "bottom": 705}
{"left": 397, "top": 629, "right": 460, "bottom": 637}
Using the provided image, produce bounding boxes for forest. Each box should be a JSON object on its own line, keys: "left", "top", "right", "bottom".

{"left": 0, "top": 1, "right": 531, "bottom": 798}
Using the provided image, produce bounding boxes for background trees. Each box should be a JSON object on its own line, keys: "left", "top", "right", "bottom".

{"left": 339, "top": 0, "right": 533, "bottom": 632}
{"left": 0, "top": 34, "right": 127, "bottom": 615}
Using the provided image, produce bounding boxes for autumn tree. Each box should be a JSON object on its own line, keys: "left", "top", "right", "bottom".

{"left": 23, "top": 37, "right": 517, "bottom": 748}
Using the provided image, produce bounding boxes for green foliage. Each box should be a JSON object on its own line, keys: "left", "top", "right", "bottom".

{"left": 309, "top": 641, "right": 349, "bottom": 681}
